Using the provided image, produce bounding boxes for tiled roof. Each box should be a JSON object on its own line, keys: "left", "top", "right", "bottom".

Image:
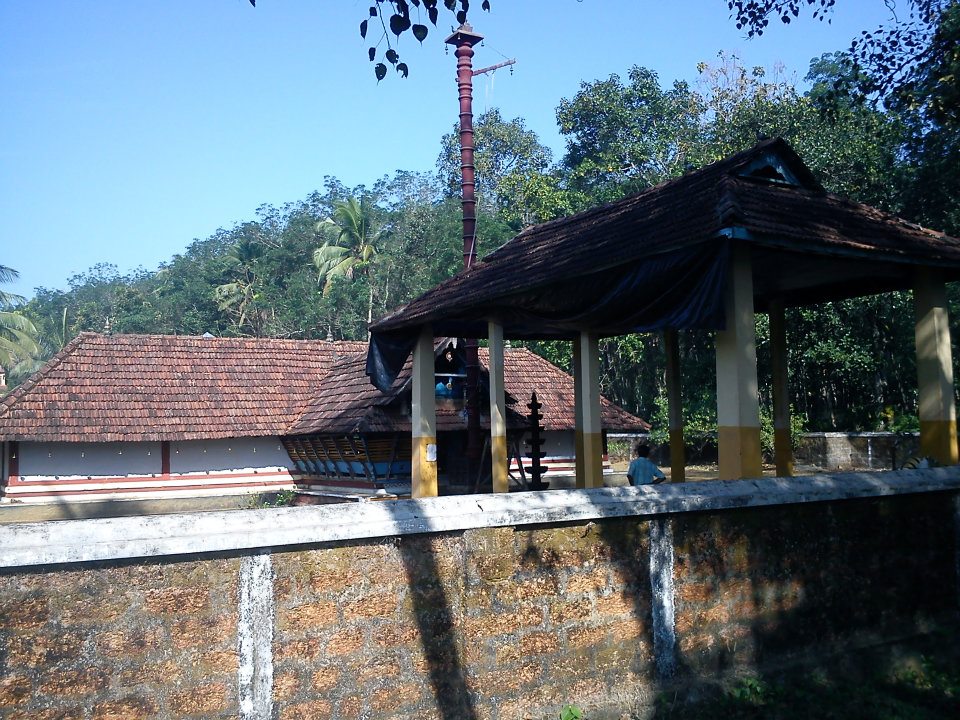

{"left": 0, "top": 333, "right": 367, "bottom": 442}
{"left": 286, "top": 347, "right": 405, "bottom": 435}
{"left": 496, "top": 347, "right": 649, "bottom": 433}
{"left": 288, "top": 346, "right": 649, "bottom": 435}
{"left": 371, "top": 138, "right": 960, "bottom": 336}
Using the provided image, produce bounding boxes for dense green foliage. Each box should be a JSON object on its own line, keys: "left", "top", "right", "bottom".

{"left": 22, "top": 177, "right": 511, "bottom": 347}
{"left": 0, "top": 265, "right": 41, "bottom": 382}
{"left": 15, "top": 34, "right": 960, "bottom": 437}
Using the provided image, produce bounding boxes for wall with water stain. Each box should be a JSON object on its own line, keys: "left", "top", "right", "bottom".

{"left": 0, "top": 474, "right": 957, "bottom": 719}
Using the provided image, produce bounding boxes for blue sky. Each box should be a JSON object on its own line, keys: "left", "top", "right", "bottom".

{"left": 1, "top": 0, "right": 894, "bottom": 299}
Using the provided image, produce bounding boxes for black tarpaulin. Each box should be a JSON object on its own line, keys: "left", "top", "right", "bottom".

{"left": 366, "top": 242, "right": 729, "bottom": 392}
{"left": 365, "top": 329, "right": 418, "bottom": 394}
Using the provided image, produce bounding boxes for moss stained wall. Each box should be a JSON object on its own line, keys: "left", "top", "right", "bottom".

{"left": 672, "top": 495, "right": 956, "bottom": 675}
{"left": 1, "top": 492, "right": 957, "bottom": 720}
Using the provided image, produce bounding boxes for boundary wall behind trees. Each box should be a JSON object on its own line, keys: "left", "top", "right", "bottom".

{"left": 1, "top": 470, "right": 959, "bottom": 719}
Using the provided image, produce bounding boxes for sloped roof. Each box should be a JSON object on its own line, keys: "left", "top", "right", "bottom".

{"left": 289, "top": 346, "right": 649, "bottom": 435}
{"left": 370, "top": 138, "right": 960, "bottom": 341}
{"left": 0, "top": 333, "right": 367, "bottom": 442}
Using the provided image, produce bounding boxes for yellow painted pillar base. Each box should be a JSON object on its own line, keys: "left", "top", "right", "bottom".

{"left": 773, "top": 427, "right": 793, "bottom": 477}
{"left": 583, "top": 431, "right": 604, "bottom": 488}
{"left": 669, "top": 428, "right": 685, "bottom": 483}
{"left": 718, "top": 426, "right": 763, "bottom": 480}
{"left": 412, "top": 435, "right": 438, "bottom": 498}
{"left": 574, "top": 430, "right": 585, "bottom": 489}
{"left": 491, "top": 435, "right": 509, "bottom": 493}
{"left": 919, "top": 419, "right": 959, "bottom": 466}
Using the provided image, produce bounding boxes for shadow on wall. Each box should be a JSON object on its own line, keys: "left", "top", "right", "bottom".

{"left": 488, "top": 486, "right": 960, "bottom": 718}
{"left": 386, "top": 497, "right": 668, "bottom": 718}
{"left": 650, "top": 492, "right": 959, "bottom": 717}
{"left": 394, "top": 527, "right": 479, "bottom": 720}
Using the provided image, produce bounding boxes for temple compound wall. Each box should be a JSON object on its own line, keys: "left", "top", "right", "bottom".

{"left": 1, "top": 469, "right": 958, "bottom": 720}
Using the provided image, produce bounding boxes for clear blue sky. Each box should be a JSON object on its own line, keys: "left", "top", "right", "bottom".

{"left": 1, "top": 0, "right": 894, "bottom": 299}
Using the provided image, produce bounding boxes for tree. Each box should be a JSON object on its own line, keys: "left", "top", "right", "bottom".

{"left": 437, "top": 108, "right": 558, "bottom": 223}
{"left": 215, "top": 235, "right": 269, "bottom": 337}
{"left": 889, "top": 1, "right": 960, "bottom": 130}
{"left": 314, "top": 196, "right": 387, "bottom": 332}
{"left": 556, "top": 66, "right": 706, "bottom": 201}
{"left": 0, "top": 265, "right": 42, "bottom": 385}
{"left": 887, "top": 2, "right": 960, "bottom": 235}
{"left": 698, "top": 53, "right": 905, "bottom": 208}
{"left": 727, "top": 1, "right": 957, "bottom": 111}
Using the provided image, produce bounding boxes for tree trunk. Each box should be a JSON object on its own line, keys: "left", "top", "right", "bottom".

{"left": 367, "top": 286, "right": 373, "bottom": 340}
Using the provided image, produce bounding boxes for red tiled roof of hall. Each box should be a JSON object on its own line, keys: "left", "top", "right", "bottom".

{"left": 0, "top": 333, "right": 367, "bottom": 442}
{"left": 0, "top": 334, "right": 648, "bottom": 442}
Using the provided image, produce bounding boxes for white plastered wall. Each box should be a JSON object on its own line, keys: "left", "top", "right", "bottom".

{"left": 18, "top": 441, "right": 162, "bottom": 479}
{"left": 4, "top": 437, "right": 297, "bottom": 504}
{"left": 171, "top": 438, "right": 292, "bottom": 474}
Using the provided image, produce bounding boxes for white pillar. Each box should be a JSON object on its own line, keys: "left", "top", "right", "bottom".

{"left": 488, "top": 321, "right": 508, "bottom": 493}
{"left": 573, "top": 338, "right": 584, "bottom": 487}
{"left": 915, "top": 269, "right": 958, "bottom": 465}
{"left": 715, "top": 244, "right": 762, "bottom": 479}
{"left": 411, "top": 325, "right": 438, "bottom": 497}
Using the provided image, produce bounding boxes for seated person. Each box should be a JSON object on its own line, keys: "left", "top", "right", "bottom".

{"left": 627, "top": 442, "right": 666, "bottom": 485}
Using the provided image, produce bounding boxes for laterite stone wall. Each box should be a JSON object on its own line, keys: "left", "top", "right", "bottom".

{"left": 796, "top": 432, "right": 921, "bottom": 470}
{"left": 270, "top": 522, "right": 658, "bottom": 720}
{"left": 671, "top": 495, "right": 955, "bottom": 675}
{"left": 1, "top": 477, "right": 957, "bottom": 719}
{"left": 1, "top": 559, "right": 241, "bottom": 719}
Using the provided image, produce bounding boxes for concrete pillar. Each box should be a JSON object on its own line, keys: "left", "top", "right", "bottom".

{"left": 488, "top": 321, "right": 509, "bottom": 493}
{"left": 663, "top": 330, "right": 685, "bottom": 483}
{"left": 715, "top": 244, "right": 763, "bottom": 479}
{"left": 411, "top": 325, "right": 438, "bottom": 497}
{"left": 769, "top": 301, "right": 794, "bottom": 476}
{"left": 914, "top": 269, "right": 958, "bottom": 465}
{"left": 576, "top": 332, "right": 604, "bottom": 488}
{"left": 573, "top": 339, "right": 585, "bottom": 488}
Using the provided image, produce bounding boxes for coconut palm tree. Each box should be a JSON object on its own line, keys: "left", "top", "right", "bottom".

{"left": 0, "top": 265, "right": 41, "bottom": 386}
{"left": 313, "top": 196, "right": 386, "bottom": 333}
{"left": 214, "top": 239, "right": 268, "bottom": 336}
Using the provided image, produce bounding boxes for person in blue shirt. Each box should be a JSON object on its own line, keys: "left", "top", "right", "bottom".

{"left": 627, "top": 442, "right": 666, "bottom": 485}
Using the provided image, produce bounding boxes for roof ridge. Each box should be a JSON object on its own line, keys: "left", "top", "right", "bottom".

{"left": 480, "top": 138, "right": 793, "bottom": 268}
{"left": 69, "top": 331, "right": 363, "bottom": 341}
{"left": 0, "top": 331, "right": 94, "bottom": 415}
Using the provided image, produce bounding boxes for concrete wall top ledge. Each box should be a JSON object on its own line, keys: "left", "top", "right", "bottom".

{"left": 2, "top": 468, "right": 958, "bottom": 569}
{"left": 801, "top": 431, "right": 920, "bottom": 438}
